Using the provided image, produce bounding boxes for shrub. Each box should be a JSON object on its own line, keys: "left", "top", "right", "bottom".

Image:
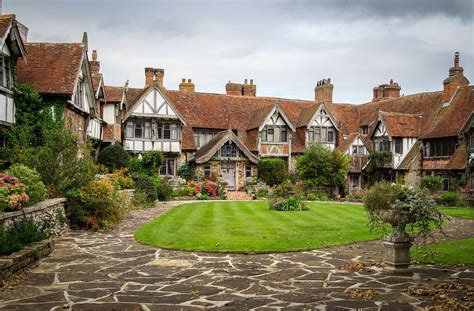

{"left": 296, "top": 143, "right": 350, "bottom": 191}
{"left": 202, "top": 181, "right": 218, "bottom": 197}
{"left": 133, "top": 175, "right": 157, "bottom": 202}
{"left": 364, "top": 182, "right": 443, "bottom": 235}
{"left": 256, "top": 189, "right": 268, "bottom": 198}
{"left": 5, "top": 164, "right": 47, "bottom": 205}
{"left": 177, "top": 163, "right": 192, "bottom": 180}
{"left": 420, "top": 175, "right": 444, "bottom": 193}
{"left": 172, "top": 187, "right": 191, "bottom": 197}
{"left": 153, "top": 177, "right": 173, "bottom": 201}
{"left": 129, "top": 156, "right": 143, "bottom": 175}
{"left": 440, "top": 192, "right": 457, "bottom": 206}
{"left": 196, "top": 193, "right": 210, "bottom": 200}
{"left": 305, "top": 193, "right": 318, "bottom": 201}
{"left": 97, "top": 144, "right": 130, "bottom": 172}
{"left": 0, "top": 173, "right": 30, "bottom": 212}
{"left": 24, "top": 128, "right": 97, "bottom": 196}
{"left": 141, "top": 151, "right": 164, "bottom": 175}
{"left": 67, "top": 177, "right": 125, "bottom": 230}
{"left": 269, "top": 196, "right": 308, "bottom": 211}
{"left": 106, "top": 169, "right": 134, "bottom": 190}
{"left": 132, "top": 191, "right": 154, "bottom": 209}
{"left": 257, "top": 158, "right": 287, "bottom": 186}
{"left": 0, "top": 218, "right": 50, "bottom": 256}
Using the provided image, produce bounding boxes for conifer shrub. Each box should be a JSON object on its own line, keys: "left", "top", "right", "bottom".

{"left": 257, "top": 158, "right": 287, "bottom": 186}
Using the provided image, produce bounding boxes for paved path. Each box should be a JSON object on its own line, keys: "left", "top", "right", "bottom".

{"left": 0, "top": 202, "right": 473, "bottom": 310}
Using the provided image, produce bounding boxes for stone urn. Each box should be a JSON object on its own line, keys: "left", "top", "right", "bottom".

{"left": 379, "top": 209, "right": 414, "bottom": 275}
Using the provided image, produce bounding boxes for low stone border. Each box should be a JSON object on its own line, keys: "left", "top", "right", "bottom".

{"left": 0, "top": 238, "right": 54, "bottom": 283}
{"left": 0, "top": 198, "right": 69, "bottom": 236}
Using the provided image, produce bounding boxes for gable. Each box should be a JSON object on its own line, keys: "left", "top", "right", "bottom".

{"left": 259, "top": 104, "right": 296, "bottom": 131}
{"left": 309, "top": 105, "right": 337, "bottom": 128}
{"left": 266, "top": 110, "right": 287, "bottom": 126}
{"left": 372, "top": 120, "right": 388, "bottom": 138}
{"left": 126, "top": 86, "right": 185, "bottom": 124}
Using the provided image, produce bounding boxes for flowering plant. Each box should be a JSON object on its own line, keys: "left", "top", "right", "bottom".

{"left": 202, "top": 181, "right": 218, "bottom": 198}
{"left": 0, "top": 173, "right": 30, "bottom": 211}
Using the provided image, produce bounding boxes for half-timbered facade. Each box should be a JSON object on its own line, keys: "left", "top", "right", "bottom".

{"left": 0, "top": 14, "right": 27, "bottom": 143}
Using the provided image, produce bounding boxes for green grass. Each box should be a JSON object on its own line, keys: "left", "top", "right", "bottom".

{"left": 440, "top": 207, "right": 474, "bottom": 219}
{"left": 134, "top": 201, "right": 384, "bottom": 253}
{"left": 412, "top": 237, "right": 474, "bottom": 265}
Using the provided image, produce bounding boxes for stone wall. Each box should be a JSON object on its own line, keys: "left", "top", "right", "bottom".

{"left": 0, "top": 198, "right": 69, "bottom": 236}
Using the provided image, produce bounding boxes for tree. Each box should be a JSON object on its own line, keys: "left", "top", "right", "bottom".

{"left": 97, "top": 144, "right": 130, "bottom": 172}
{"left": 296, "top": 143, "right": 350, "bottom": 191}
{"left": 257, "top": 158, "right": 287, "bottom": 186}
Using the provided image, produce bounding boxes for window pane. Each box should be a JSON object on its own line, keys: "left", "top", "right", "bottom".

{"left": 0, "top": 55, "right": 4, "bottom": 87}
{"left": 274, "top": 127, "right": 281, "bottom": 142}
{"left": 126, "top": 123, "right": 133, "bottom": 138}
{"left": 156, "top": 123, "right": 162, "bottom": 139}
{"left": 164, "top": 124, "right": 171, "bottom": 139}
{"left": 261, "top": 128, "right": 267, "bottom": 141}
{"left": 315, "top": 128, "right": 321, "bottom": 141}
{"left": 160, "top": 163, "right": 166, "bottom": 175}
{"left": 167, "top": 160, "right": 174, "bottom": 176}
{"left": 204, "top": 165, "right": 211, "bottom": 178}
{"left": 308, "top": 128, "right": 314, "bottom": 142}
{"left": 352, "top": 145, "right": 358, "bottom": 154}
{"left": 267, "top": 127, "right": 274, "bottom": 142}
{"left": 171, "top": 124, "right": 178, "bottom": 140}
{"left": 134, "top": 122, "right": 143, "bottom": 138}
{"left": 245, "top": 166, "right": 252, "bottom": 178}
{"left": 281, "top": 127, "right": 287, "bottom": 142}
{"left": 144, "top": 122, "right": 151, "bottom": 139}
{"left": 194, "top": 133, "right": 200, "bottom": 147}
{"left": 327, "top": 130, "right": 334, "bottom": 142}
{"left": 358, "top": 146, "right": 365, "bottom": 154}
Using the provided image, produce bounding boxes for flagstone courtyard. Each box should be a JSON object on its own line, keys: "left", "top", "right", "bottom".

{"left": 0, "top": 202, "right": 472, "bottom": 310}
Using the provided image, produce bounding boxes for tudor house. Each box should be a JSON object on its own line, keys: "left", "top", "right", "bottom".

{"left": 0, "top": 14, "right": 27, "bottom": 145}
{"left": 100, "top": 52, "right": 472, "bottom": 194}
{"left": 122, "top": 68, "right": 186, "bottom": 177}
{"left": 17, "top": 33, "right": 104, "bottom": 146}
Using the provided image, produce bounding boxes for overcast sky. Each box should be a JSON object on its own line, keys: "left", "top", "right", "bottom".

{"left": 5, "top": 0, "right": 474, "bottom": 103}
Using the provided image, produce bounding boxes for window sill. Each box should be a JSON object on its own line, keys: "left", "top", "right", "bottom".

{"left": 261, "top": 141, "right": 289, "bottom": 144}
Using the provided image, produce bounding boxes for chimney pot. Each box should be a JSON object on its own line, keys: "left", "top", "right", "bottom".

{"left": 92, "top": 50, "right": 97, "bottom": 61}
{"left": 181, "top": 78, "right": 186, "bottom": 83}
{"left": 250, "top": 79, "right": 253, "bottom": 85}
{"left": 188, "top": 78, "right": 192, "bottom": 83}
{"left": 454, "top": 51, "right": 460, "bottom": 68}
{"left": 244, "top": 79, "right": 248, "bottom": 84}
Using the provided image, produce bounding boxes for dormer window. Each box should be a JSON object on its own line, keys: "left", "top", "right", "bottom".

{"left": 374, "top": 137, "right": 391, "bottom": 152}
{"left": 308, "top": 126, "right": 335, "bottom": 143}
{"left": 261, "top": 125, "right": 287, "bottom": 143}
{"left": 351, "top": 145, "right": 366, "bottom": 155}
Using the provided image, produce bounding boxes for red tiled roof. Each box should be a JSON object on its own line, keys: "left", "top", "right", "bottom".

{"left": 17, "top": 42, "right": 84, "bottom": 95}
{"left": 0, "top": 14, "right": 15, "bottom": 39}
{"left": 336, "top": 132, "right": 359, "bottom": 153}
{"left": 398, "top": 140, "right": 422, "bottom": 170}
{"left": 445, "top": 143, "right": 467, "bottom": 170}
{"left": 104, "top": 86, "right": 124, "bottom": 103}
{"left": 422, "top": 86, "right": 474, "bottom": 138}
{"left": 379, "top": 111, "right": 422, "bottom": 138}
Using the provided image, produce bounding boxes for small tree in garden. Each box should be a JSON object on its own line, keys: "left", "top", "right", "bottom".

{"left": 97, "top": 144, "right": 130, "bottom": 172}
{"left": 140, "top": 151, "right": 164, "bottom": 175}
{"left": 420, "top": 175, "right": 444, "bottom": 194}
{"left": 257, "top": 158, "right": 287, "bottom": 186}
{"left": 296, "top": 143, "right": 350, "bottom": 191}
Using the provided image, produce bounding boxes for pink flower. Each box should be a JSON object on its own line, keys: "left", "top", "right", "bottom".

{"left": 13, "top": 178, "right": 19, "bottom": 185}
{"left": 4, "top": 175, "right": 11, "bottom": 181}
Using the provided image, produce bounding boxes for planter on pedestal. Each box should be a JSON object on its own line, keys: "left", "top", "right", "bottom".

{"left": 379, "top": 210, "right": 414, "bottom": 275}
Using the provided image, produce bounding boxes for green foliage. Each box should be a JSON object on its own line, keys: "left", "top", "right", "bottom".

{"left": 153, "top": 176, "right": 173, "bottom": 201}
{"left": 0, "top": 218, "right": 50, "bottom": 256}
{"left": 257, "top": 158, "right": 287, "bottom": 186}
{"left": 141, "top": 151, "right": 164, "bottom": 175}
{"left": 129, "top": 156, "right": 143, "bottom": 175}
{"left": 440, "top": 192, "right": 458, "bottom": 206}
{"left": 5, "top": 164, "right": 46, "bottom": 205}
{"left": 132, "top": 175, "right": 157, "bottom": 202}
{"left": 420, "top": 175, "right": 444, "bottom": 193}
{"left": 2, "top": 84, "right": 64, "bottom": 166}
{"left": 256, "top": 189, "right": 268, "bottom": 198}
{"left": 269, "top": 196, "right": 308, "bottom": 211}
{"left": 132, "top": 191, "right": 154, "bottom": 209}
{"left": 306, "top": 192, "right": 330, "bottom": 201}
{"left": 97, "top": 144, "right": 130, "bottom": 172}
{"left": 177, "top": 163, "right": 192, "bottom": 180}
{"left": 196, "top": 193, "right": 210, "bottom": 200}
{"left": 296, "top": 143, "right": 350, "bottom": 190}
{"left": 0, "top": 173, "right": 30, "bottom": 212}
{"left": 364, "top": 182, "right": 443, "bottom": 236}
{"left": 67, "top": 177, "right": 125, "bottom": 230}
{"left": 25, "top": 128, "right": 97, "bottom": 196}
{"left": 364, "top": 150, "right": 393, "bottom": 185}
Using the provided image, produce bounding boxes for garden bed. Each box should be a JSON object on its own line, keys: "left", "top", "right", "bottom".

{"left": 0, "top": 238, "right": 54, "bottom": 282}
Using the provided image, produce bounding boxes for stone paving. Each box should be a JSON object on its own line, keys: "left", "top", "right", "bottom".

{"left": 0, "top": 202, "right": 473, "bottom": 310}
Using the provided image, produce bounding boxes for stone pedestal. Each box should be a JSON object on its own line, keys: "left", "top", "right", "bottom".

{"left": 382, "top": 226, "right": 413, "bottom": 275}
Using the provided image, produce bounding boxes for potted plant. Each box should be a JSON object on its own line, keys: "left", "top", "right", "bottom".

{"left": 364, "top": 182, "right": 443, "bottom": 274}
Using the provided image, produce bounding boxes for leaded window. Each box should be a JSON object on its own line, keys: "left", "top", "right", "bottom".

{"left": 394, "top": 138, "right": 403, "bottom": 154}
{"left": 261, "top": 125, "right": 287, "bottom": 143}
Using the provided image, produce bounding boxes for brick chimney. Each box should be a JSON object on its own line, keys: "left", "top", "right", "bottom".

{"left": 314, "top": 78, "right": 333, "bottom": 104}
{"left": 154, "top": 68, "right": 164, "bottom": 88}
{"left": 372, "top": 79, "right": 401, "bottom": 101}
{"left": 242, "top": 79, "right": 256, "bottom": 96}
{"left": 145, "top": 67, "right": 154, "bottom": 86}
{"left": 89, "top": 49, "right": 100, "bottom": 73}
{"left": 179, "top": 78, "right": 195, "bottom": 92}
{"left": 442, "top": 52, "right": 469, "bottom": 103}
{"left": 225, "top": 81, "right": 242, "bottom": 96}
